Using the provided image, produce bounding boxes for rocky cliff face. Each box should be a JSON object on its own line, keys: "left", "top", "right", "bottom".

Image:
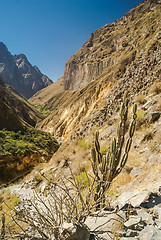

{"left": 34, "top": 0, "right": 161, "bottom": 140}
{"left": 0, "top": 42, "right": 52, "bottom": 98}
{"left": 64, "top": 0, "right": 161, "bottom": 91}
{"left": 0, "top": 77, "right": 43, "bottom": 131}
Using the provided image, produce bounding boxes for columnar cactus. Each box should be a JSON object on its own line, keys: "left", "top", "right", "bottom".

{"left": 91, "top": 93, "right": 137, "bottom": 209}
{"left": 1, "top": 214, "right": 5, "bottom": 239}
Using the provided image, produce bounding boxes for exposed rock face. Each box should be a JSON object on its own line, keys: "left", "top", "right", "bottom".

{"left": 34, "top": 0, "right": 161, "bottom": 139}
{"left": 64, "top": 0, "right": 161, "bottom": 91}
{"left": 0, "top": 42, "right": 52, "bottom": 98}
{"left": 0, "top": 77, "right": 43, "bottom": 131}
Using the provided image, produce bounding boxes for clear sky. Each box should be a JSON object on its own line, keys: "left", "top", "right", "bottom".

{"left": 1, "top": 0, "right": 143, "bottom": 82}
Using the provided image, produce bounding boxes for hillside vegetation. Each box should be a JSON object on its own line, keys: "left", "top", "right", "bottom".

{"left": 0, "top": 78, "right": 59, "bottom": 184}
{"left": 0, "top": 129, "right": 59, "bottom": 183}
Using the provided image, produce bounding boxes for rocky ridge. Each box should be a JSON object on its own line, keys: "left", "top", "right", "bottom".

{"left": 0, "top": 42, "right": 52, "bottom": 98}
{"left": 64, "top": 0, "right": 161, "bottom": 91}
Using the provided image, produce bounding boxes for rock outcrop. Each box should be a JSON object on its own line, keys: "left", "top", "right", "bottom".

{"left": 85, "top": 188, "right": 161, "bottom": 240}
{"left": 0, "top": 42, "right": 52, "bottom": 98}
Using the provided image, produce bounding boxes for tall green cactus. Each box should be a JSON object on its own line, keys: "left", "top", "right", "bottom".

{"left": 1, "top": 214, "right": 5, "bottom": 239}
{"left": 91, "top": 93, "right": 137, "bottom": 209}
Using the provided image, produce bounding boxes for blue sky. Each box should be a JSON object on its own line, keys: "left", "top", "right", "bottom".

{"left": 1, "top": 0, "right": 143, "bottom": 82}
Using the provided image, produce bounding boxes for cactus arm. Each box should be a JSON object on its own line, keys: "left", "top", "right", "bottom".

{"left": 91, "top": 147, "right": 100, "bottom": 180}
{"left": 95, "top": 131, "right": 102, "bottom": 164}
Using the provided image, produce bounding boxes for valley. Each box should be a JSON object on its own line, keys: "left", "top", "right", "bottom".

{"left": 0, "top": 0, "right": 161, "bottom": 239}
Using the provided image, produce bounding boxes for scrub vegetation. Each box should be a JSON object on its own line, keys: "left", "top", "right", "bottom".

{"left": 0, "top": 129, "right": 59, "bottom": 157}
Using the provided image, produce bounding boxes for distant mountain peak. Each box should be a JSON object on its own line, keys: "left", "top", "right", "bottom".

{"left": 34, "top": 65, "right": 41, "bottom": 73}
{"left": 0, "top": 42, "right": 52, "bottom": 98}
{"left": 14, "top": 53, "right": 28, "bottom": 62}
{"left": 0, "top": 42, "right": 8, "bottom": 51}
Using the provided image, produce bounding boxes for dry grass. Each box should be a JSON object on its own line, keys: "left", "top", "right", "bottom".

{"left": 75, "top": 139, "right": 94, "bottom": 150}
{"left": 113, "top": 170, "right": 131, "bottom": 186}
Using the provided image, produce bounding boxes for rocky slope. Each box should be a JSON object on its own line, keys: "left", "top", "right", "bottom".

{"left": 64, "top": 0, "right": 161, "bottom": 91}
{"left": 5, "top": 88, "right": 160, "bottom": 239}
{"left": 26, "top": 1, "right": 161, "bottom": 231}
{"left": 31, "top": 0, "right": 161, "bottom": 140}
{"left": 29, "top": 76, "right": 64, "bottom": 105}
{"left": 0, "top": 77, "right": 43, "bottom": 131}
{"left": 0, "top": 42, "right": 52, "bottom": 98}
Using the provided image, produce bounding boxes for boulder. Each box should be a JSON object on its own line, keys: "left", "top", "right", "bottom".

{"left": 139, "top": 225, "right": 161, "bottom": 240}
{"left": 124, "top": 216, "right": 141, "bottom": 229}
{"left": 130, "top": 167, "right": 143, "bottom": 178}
{"left": 113, "top": 190, "right": 150, "bottom": 209}
{"left": 60, "top": 222, "right": 90, "bottom": 240}
{"left": 137, "top": 209, "right": 153, "bottom": 225}
{"left": 146, "top": 111, "right": 160, "bottom": 123}
{"left": 85, "top": 212, "right": 124, "bottom": 240}
{"left": 130, "top": 191, "right": 150, "bottom": 207}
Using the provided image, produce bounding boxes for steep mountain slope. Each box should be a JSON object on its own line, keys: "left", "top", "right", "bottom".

{"left": 29, "top": 76, "right": 64, "bottom": 105}
{"left": 33, "top": 0, "right": 161, "bottom": 140}
{"left": 0, "top": 78, "right": 59, "bottom": 184}
{"left": 0, "top": 42, "right": 52, "bottom": 98}
{"left": 64, "top": 0, "right": 161, "bottom": 91}
{"left": 0, "top": 77, "right": 43, "bottom": 131}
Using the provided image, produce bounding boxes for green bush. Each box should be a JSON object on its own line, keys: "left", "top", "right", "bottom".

{"left": 0, "top": 129, "right": 59, "bottom": 157}
{"left": 75, "top": 139, "right": 94, "bottom": 150}
{"left": 33, "top": 104, "right": 54, "bottom": 117}
{"left": 75, "top": 171, "right": 89, "bottom": 190}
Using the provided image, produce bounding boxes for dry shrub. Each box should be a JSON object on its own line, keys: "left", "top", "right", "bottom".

{"left": 136, "top": 109, "right": 146, "bottom": 130}
{"left": 2, "top": 167, "right": 104, "bottom": 239}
